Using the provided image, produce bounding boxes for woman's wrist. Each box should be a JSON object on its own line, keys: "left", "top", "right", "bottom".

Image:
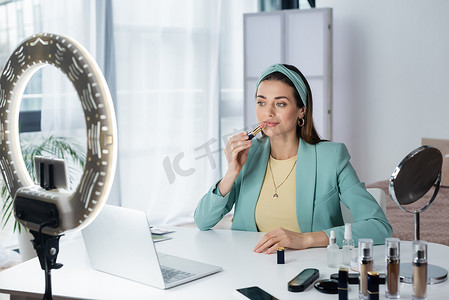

{"left": 218, "top": 170, "right": 239, "bottom": 196}
{"left": 225, "top": 167, "right": 240, "bottom": 180}
{"left": 303, "top": 231, "right": 329, "bottom": 248}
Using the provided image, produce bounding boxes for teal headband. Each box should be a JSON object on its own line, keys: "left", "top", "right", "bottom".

{"left": 256, "top": 64, "right": 307, "bottom": 107}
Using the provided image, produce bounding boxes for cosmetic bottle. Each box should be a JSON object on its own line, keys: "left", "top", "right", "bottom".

{"left": 367, "top": 271, "right": 379, "bottom": 300}
{"left": 342, "top": 223, "right": 354, "bottom": 266}
{"left": 327, "top": 230, "right": 339, "bottom": 268}
{"left": 412, "top": 240, "right": 428, "bottom": 300}
{"left": 385, "top": 238, "right": 400, "bottom": 299}
{"left": 358, "top": 238, "right": 373, "bottom": 300}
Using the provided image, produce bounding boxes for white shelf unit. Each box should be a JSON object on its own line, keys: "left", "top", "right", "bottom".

{"left": 243, "top": 8, "right": 332, "bottom": 140}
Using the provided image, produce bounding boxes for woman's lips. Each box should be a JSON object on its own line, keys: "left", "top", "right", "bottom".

{"left": 263, "top": 121, "right": 279, "bottom": 128}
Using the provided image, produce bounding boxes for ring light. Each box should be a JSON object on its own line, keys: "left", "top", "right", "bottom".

{"left": 0, "top": 33, "right": 117, "bottom": 236}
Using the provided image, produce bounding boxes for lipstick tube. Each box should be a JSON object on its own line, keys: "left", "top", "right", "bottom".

{"left": 338, "top": 267, "right": 348, "bottom": 300}
{"left": 277, "top": 247, "right": 285, "bottom": 264}
{"left": 247, "top": 125, "right": 263, "bottom": 140}
{"left": 367, "top": 271, "right": 379, "bottom": 300}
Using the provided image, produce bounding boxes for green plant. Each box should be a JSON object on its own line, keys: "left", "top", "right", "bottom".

{"left": 0, "top": 134, "right": 86, "bottom": 233}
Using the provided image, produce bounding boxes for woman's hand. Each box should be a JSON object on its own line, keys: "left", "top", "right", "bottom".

{"left": 218, "top": 132, "right": 252, "bottom": 196}
{"left": 253, "top": 228, "right": 328, "bottom": 254}
{"left": 224, "top": 131, "right": 252, "bottom": 176}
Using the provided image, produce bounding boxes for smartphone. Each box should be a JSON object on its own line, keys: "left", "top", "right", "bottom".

{"left": 288, "top": 268, "right": 319, "bottom": 292}
{"left": 235, "top": 286, "right": 279, "bottom": 300}
{"left": 34, "top": 156, "right": 68, "bottom": 190}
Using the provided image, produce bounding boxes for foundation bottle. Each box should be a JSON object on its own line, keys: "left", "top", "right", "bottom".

{"left": 385, "top": 238, "right": 400, "bottom": 299}
{"left": 412, "top": 240, "right": 428, "bottom": 300}
{"left": 358, "top": 238, "right": 373, "bottom": 300}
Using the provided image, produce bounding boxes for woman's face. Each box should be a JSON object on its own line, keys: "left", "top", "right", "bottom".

{"left": 256, "top": 80, "right": 305, "bottom": 141}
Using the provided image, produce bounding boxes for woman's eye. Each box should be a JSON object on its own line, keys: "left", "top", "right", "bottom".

{"left": 256, "top": 101, "right": 265, "bottom": 106}
{"left": 276, "top": 102, "right": 286, "bottom": 107}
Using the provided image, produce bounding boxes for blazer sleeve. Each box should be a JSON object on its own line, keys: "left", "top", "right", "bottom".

{"left": 194, "top": 176, "right": 240, "bottom": 231}
{"left": 194, "top": 139, "right": 266, "bottom": 231}
{"left": 322, "top": 143, "right": 393, "bottom": 246}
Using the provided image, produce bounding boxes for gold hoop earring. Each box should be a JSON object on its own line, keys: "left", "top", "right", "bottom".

{"left": 297, "top": 117, "right": 305, "bottom": 127}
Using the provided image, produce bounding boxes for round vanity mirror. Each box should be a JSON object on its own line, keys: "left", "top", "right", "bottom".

{"left": 389, "top": 145, "right": 447, "bottom": 284}
{"left": 390, "top": 146, "right": 442, "bottom": 210}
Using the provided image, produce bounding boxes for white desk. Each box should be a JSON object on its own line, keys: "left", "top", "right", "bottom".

{"left": 0, "top": 227, "right": 448, "bottom": 299}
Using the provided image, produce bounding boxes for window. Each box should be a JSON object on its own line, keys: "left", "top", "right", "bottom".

{"left": 1, "top": 0, "right": 258, "bottom": 225}
{"left": 0, "top": 0, "right": 43, "bottom": 132}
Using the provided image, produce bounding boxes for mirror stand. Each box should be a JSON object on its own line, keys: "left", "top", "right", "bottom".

{"left": 414, "top": 210, "right": 420, "bottom": 241}
{"left": 398, "top": 208, "right": 447, "bottom": 284}
{"left": 389, "top": 146, "right": 448, "bottom": 284}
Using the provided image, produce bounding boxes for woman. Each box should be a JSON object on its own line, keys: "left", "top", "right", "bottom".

{"left": 195, "top": 64, "right": 392, "bottom": 254}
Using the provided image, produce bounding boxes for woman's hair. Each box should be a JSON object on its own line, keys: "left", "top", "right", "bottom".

{"left": 258, "top": 64, "right": 323, "bottom": 145}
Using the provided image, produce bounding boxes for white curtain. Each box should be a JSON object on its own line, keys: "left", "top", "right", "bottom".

{"left": 37, "top": 0, "right": 258, "bottom": 226}
{"left": 39, "top": 0, "right": 123, "bottom": 203}
{"left": 113, "top": 0, "right": 223, "bottom": 225}
{"left": 40, "top": 0, "right": 101, "bottom": 137}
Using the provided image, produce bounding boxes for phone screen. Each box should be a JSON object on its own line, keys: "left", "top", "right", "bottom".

{"left": 236, "top": 286, "right": 279, "bottom": 300}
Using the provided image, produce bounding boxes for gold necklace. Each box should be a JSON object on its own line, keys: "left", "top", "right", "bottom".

{"left": 268, "top": 157, "right": 297, "bottom": 199}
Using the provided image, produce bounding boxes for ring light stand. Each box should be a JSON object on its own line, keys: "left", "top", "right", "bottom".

{"left": 0, "top": 33, "right": 117, "bottom": 299}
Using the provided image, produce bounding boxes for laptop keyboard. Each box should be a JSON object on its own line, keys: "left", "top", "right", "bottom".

{"left": 161, "top": 265, "right": 195, "bottom": 283}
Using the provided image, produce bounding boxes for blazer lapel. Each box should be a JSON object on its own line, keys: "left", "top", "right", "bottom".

{"left": 296, "top": 139, "right": 317, "bottom": 233}
{"left": 239, "top": 138, "right": 270, "bottom": 231}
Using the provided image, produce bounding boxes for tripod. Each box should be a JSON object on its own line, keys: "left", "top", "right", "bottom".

{"left": 30, "top": 227, "right": 63, "bottom": 300}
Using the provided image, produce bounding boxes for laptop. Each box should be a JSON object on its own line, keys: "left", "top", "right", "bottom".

{"left": 81, "top": 205, "right": 222, "bottom": 289}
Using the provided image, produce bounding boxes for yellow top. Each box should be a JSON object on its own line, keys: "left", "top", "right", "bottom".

{"left": 255, "top": 155, "right": 300, "bottom": 233}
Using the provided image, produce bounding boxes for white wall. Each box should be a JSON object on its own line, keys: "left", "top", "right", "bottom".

{"left": 317, "top": 0, "right": 449, "bottom": 183}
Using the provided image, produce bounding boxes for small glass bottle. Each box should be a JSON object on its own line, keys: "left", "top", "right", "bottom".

{"left": 327, "top": 230, "right": 339, "bottom": 268}
{"left": 342, "top": 223, "right": 354, "bottom": 266}
{"left": 412, "top": 240, "right": 428, "bottom": 300}
{"left": 385, "top": 238, "right": 400, "bottom": 299}
{"left": 358, "top": 238, "right": 373, "bottom": 300}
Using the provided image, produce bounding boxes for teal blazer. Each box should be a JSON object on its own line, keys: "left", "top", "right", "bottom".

{"left": 194, "top": 138, "right": 392, "bottom": 247}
